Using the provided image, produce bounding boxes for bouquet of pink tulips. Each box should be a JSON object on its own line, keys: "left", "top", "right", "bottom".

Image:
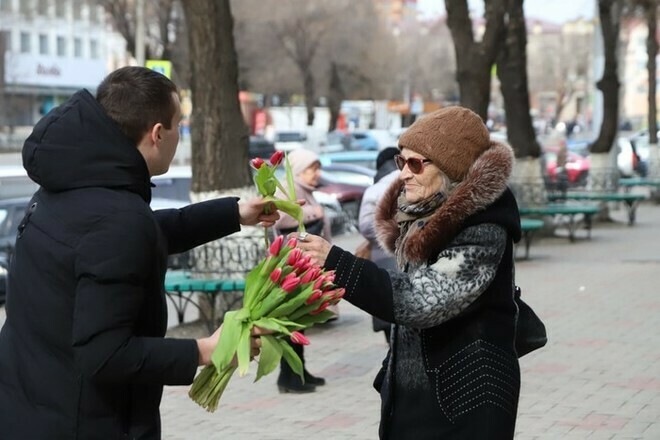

{"left": 189, "top": 151, "right": 343, "bottom": 412}
{"left": 188, "top": 235, "right": 344, "bottom": 412}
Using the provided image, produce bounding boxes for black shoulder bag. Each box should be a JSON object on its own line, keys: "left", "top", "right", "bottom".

{"left": 514, "top": 285, "right": 548, "bottom": 357}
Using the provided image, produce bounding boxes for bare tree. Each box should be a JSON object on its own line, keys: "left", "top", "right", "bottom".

{"left": 590, "top": 0, "right": 623, "bottom": 154}
{"left": 445, "top": 0, "right": 507, "bottom": 120}
{"left": 496, "top": 0, "right": 541, "bottom": 158}
{"left": 644, "top": 0, "right": 658, "bottom": 144}
{"left": 181, "top": 0, "right": 250, "bottom": 192}
{"left": 98, "top": 0, "right": 190, "bottom": 86}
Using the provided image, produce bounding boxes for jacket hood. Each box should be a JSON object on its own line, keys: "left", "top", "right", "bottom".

{"left": 22, "top": 89, "right": 151, "bottom": 202}
{"left": 375, "top": 141, "right": 521, "bottom": 264}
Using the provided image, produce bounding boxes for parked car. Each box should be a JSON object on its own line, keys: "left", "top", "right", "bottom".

{"left": 0, "top": 166, "right": 38, "bottom": 199}
{"left": 0, "top": 197, "right": 32, "bottom": 305}
{"left": 543, "top": 148, "right": 591, "bottom": 188}
{"left": 249, "top": 136, "right": 276, "bottom": 159}
{"left": 320, "top": 163, "right": 375, "bottom": 187}
{"left": 348, "top": 131, "right": 379, "bottom": 151}
{"left": 274, "top": 131, "right": 307, "bottom": 152}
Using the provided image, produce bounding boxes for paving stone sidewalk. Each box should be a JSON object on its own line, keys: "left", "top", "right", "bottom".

{"left": 1, "top": 202, "right": 659, "bottom": 439}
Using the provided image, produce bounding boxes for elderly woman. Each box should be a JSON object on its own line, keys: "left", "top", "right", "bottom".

{"left": 274, "top": 148, "right": 331, "bottom": 393}
{"left": 296, "top": 107, "right": 522, "bottom": 439}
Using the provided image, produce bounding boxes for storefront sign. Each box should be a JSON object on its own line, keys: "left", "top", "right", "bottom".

{"left": 4, "top": 53, "right": 107, "bottom": 89}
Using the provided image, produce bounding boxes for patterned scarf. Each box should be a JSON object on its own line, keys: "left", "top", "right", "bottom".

{"left": 393, "top": 190, "right": 447, "bottom": 269}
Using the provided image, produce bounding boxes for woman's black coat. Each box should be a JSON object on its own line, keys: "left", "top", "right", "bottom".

{"left": 0, "top": 90, "right": 241, "bottom": 439}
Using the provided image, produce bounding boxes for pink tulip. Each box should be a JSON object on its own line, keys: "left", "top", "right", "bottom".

{"left": 301, "top": 267, "right": 321, "bottom": 284}
{"left": 251, "top": 157, "right": 265, "bottom": 169}
{"left": 270, "top": 268, "right": 282, "bottom": 283}
{"left": 313, "top": 277, "right": 324, "bottom": 290}
{"left": 281, "top": 276, "right": 301, "bottom": 293}
{"left": 269, "top": 235, "right": 284, "bottom": 256}
{"left": 286, "top": 237, "right": 297, "bottom": 249}
{"left": 310, "top": 302, "right": 330, "bottom": 315}
{"left": 305, "top": 290, "right": 323, "bottom": 305}
{"left": 287, "top": 248, "right": 302, "bottom": 266}
{"left": 270, "top": 151, "right": 284, "bottom": 166}
{"left": 290, "top": 331, "right": 310, "bottom": 345}
{"left": 323, "top": 271, "right": 336, "bottom": 283}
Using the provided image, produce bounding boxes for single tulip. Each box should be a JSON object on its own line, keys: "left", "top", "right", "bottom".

{"left": 281, "top": 276, "right": 301, "bottom": 293}
{"left": 287, "top": 248, "right": 303, "bottom": 266}
{"left": 313, "top": 277, "right": 324, "bottom": 290}
{"left": 269, "top": 235, "right": 284, "bottom": 256}
{"left": 286, "top": 237, "right": 297, "bottom": 248}
{"left": 251, "top": 157, "right": 265, "bottom": 169}
{"left": 305, "top": 290, "right": 323, "bottom": 305}
{"left": 290, "top": 331, "right": 310, "bottom": 345}
{"left": 310, "top": 302, "right": 330, "bottom": 315}
{"left": 301, "top": 267, "right": 321, "bottom": 284}
{"left": 270, "top": 151, "right": 285, "bottom": 166}
{"left": 269, "top": 268, "right": 282, "bottom": 283}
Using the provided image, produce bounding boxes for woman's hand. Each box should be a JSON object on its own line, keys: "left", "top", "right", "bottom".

{"left": 290, "top": 232, "right": 332, "bottom": 267}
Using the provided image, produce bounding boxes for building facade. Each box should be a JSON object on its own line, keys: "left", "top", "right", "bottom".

{"left": 0, "top": 0, "right": 126, "bottom": 135}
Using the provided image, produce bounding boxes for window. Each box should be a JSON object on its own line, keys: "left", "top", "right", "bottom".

{"left": 56, "top": 36, "right": 66, "bottom": 56}
{"left": 88, "top": 3, "right": 98, "bottom": 22}
{"left": 54, "top": 0, "right": 65, "bottom": 17}
{"left": 20, "top": 32, "right": 31, "bottom": 53}
{"left": 90, "top": 39, "right": 98, "bottom": 59}
{"left": 72, "top": 0, "right": 81, "bottom": 20}
{"left": 73, "top": 37, "right": 82, "bottom": 57}
{"left": 0, "top": 0, "right": 12, "bottom": 12}
{"left": 19, "top": 0, "right": 31, "bottom": 14}
{"left": 39, "top": 34, "right": 48, "bottom": 55}
{"left": 37, "top": 0, "right": 49, "bottom": 14}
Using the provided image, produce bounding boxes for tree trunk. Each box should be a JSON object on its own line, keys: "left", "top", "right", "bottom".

{"left": 647, "top": 0, "right": 658, "bottom": 144}
{"left": 181, "top": 0, "right": 251, "bottom": 192}
{"left": 327, "top": 62, "right": 344, "bottom": 132}
{"left": 590, "top": 0, "right": 622, "bottom": 155}
{"left": 445, "top": 0, "right": 507, "bottom": 121}
{"left": 302, "top": 69, "right": 316, "bottom": 126}
{"left": 496, "top": 0, "right": 542, "bottom": 158}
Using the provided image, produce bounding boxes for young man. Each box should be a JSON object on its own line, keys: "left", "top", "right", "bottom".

{"left": 0, "top": 67, "right": 277, "bottom": 439}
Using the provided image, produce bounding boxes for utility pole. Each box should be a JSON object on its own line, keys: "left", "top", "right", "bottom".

{"left": 135, "top": 0, "right": 145, "bottom": 66}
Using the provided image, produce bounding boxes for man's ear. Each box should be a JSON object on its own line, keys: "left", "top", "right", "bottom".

{"left": 150, "top": 123, "right": 163, "bottom": 146}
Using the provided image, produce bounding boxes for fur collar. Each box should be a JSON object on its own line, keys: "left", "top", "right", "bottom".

{"left": 374, "top": 141, "right": 514, "bottom": 264}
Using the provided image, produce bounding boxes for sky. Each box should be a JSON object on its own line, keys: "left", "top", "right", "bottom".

{"left": 418, "top": 0, "right": 596, "bottom": 24}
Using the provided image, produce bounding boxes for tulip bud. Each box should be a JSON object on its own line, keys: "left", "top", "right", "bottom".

{"left": 270, "top": 268, "right": 282, "bottom": 283}
{"left": 290, "top": 331, "right": 310, "bottom": 345}
{"left": 286, "top": 237, "right": 297, "bottom": 249}
{"left": 313, "top": 277, "right": 324, "bottom": 290}
{"left": 305, "top": 290, "right": 323, "bottom": 305}
{"left": 323, "top": 271, "right": 336, "bottom": 283}
{"left": 287, "top": 248, "right": 302, "bottom": 266}
{"left": 281, "top": 276, "right": 301, "bottom": 293}
{"left": 270, "top": 151, "right": 284, "bottom": 166}
{"left": 251, "top": 157, "right": 265, "bottom": 169}
{"left": 310, "top": 302, "right": 330, "bottom": 315}
{"left": 269, "top": 235, "right": 284, "bottom": 256}
{"left": 301, "top": 267, "right": 321, "bottom": 284}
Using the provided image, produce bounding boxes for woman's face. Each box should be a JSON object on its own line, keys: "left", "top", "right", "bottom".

{"left": 397, "top": 149, "right": 445, "bottom": 203}
{"left": 299, "top": 161, "right": 322, "bottom": 187}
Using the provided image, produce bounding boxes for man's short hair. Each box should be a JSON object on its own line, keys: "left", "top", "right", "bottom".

{"left": 96, "top": 66, "right": 178, "bottom": 146}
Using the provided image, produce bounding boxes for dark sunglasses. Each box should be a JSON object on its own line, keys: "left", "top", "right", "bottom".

{"left": 394, "top": 154, "right": 432, "bottom": 174}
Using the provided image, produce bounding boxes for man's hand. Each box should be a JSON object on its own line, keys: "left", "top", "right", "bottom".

{"left": 238, "top": 197, "right": 280, "bottom": 227}
{"left": 290, "top": 232, "right": 332, "bottom": 267}
{"left": 197, "top": 325, "right": 273, "bottom": 366}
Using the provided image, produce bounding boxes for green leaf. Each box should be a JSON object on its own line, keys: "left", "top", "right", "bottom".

{"left": 280, "top": 337, "right": 304, "bottom": 381}
{"left": 242, "top": 259, "right": 266, "bottom": 308}
{"left": 270, "top": 199, "right": 303, "bottom": 227}
{"left": 294, "top": 310, "right": 337, "bottom": 327}
{"left": 236, "top": 323, "right": 252, "bottom": 377}
{"left": 254, "top": 165, "right": 278, "bottom": 197}
{"left": 252, "top": 317, "right": 291, "bottom": 335}
{"left": 254, "top": 335, "right": 283, "bottom": 382}
{"left": 285, "top": 153, "right": 297, "bottom": 202}
{"left": 211, "top": 311, "right": 241, "bottom": 371}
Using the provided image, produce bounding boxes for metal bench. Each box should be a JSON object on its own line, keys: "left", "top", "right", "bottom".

{"left": 518, "top": 218, "right": 544, "bottom": 260}
{"left": 547, "top": 192, "right": 646, "bottom": 225}
{"left": 164, "top": 234, "right": 266, "bottom": 333}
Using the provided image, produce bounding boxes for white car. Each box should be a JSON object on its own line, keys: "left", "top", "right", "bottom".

{"left": 617, "top": 131, "right": 654, "bottom": 177}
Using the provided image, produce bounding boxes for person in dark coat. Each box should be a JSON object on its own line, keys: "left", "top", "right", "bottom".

{"left": 295, "top": 107, "right": 522, "bottom": 439}
{"left": 0, "top": 67, "right": 279, "bottom": 440}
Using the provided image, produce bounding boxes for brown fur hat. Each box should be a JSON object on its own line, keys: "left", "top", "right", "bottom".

{"left": 398, "top": 106, "right": 491, "bottom": 181}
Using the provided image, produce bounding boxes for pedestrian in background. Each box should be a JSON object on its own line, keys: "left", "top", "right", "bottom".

{"left": 274, "top": 148, "right": 330, "bottom": 393}
{"left": 295, "top": 107, "right": 522, "bottom": 438}
{"left": 358, "top": 146, "right": 400, "bottom": 343}
{"left": 0, "top": 66, "right": 279, "bottom": 440}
